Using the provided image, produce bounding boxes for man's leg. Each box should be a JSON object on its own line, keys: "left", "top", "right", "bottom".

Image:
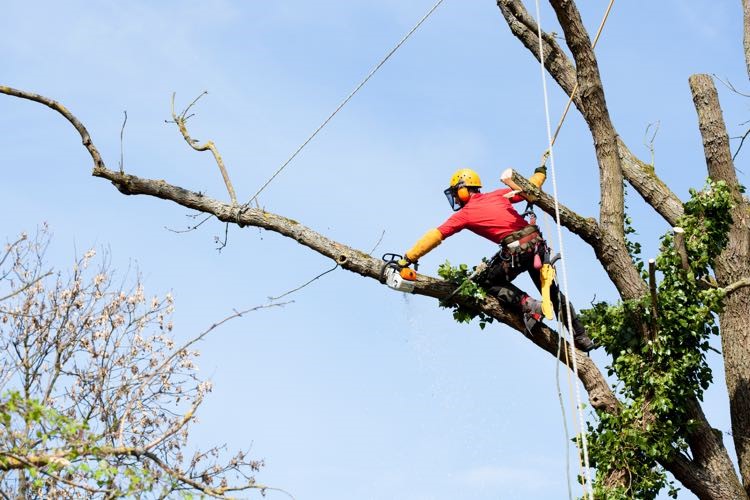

{"left": 527, "top": 264, "right": 596, "bottom": 352}
{"left": 483, "top": 257, "right": 547, "bottom": 335}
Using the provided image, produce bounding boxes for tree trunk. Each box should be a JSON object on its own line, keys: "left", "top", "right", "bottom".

{"left": 690, "top": 73, "right": 750, "bottom": 495}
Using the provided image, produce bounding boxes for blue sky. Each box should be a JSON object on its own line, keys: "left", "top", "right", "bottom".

{"left": 1, "top": 1, "right": 747, "bottom": 498}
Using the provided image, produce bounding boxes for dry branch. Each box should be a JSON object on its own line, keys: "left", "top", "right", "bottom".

{"left": 171, "top": 92, "right": 238, "bottom": 205}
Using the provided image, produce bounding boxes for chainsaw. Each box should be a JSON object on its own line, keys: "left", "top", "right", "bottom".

{"left": 381, "top": 253, "right": 417, "bottom": 293}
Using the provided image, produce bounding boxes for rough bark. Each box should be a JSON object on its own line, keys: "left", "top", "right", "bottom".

{"left": 495, "top": 0, "right": 684, "bottom": 227}
{"left": 690, "top": 73, "right": 750, "bottom": 496}
{"left": 658, "top": 398, "right": 747, "bottom": 499}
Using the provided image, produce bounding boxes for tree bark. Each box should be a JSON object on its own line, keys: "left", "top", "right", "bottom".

{"left": 690, "top": 73, "right": 750, "bottom": 495}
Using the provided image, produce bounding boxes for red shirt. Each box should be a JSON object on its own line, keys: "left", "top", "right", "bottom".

{"left": 437, "top": 189, "right": 529, "bottom": 244}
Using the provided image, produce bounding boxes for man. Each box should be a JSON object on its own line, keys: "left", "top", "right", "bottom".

{"left": 401, "top": 167, "right": 596, "bottom": 352}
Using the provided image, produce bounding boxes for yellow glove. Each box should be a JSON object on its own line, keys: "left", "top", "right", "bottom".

{"left": 405, "top": 228, "right": 443, "bottom": 262}
{"left": 529, "top": 165, "right": 547, "bottom": 189}
{"left": 540, "top": 263, "right": 555, "bottom": 320}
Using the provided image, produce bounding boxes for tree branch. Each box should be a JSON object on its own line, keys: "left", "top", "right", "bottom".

{"left": 494, "top": 1, "right": 684, "bottom": 227}
{"left": 0, "top": 86, "right": 105, "bottom": 172}
{"left": 170, "top": 92, "right": 238, "bottom": 205}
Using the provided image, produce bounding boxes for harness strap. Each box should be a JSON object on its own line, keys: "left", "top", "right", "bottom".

{"left": 501, "top": 224, "right": 540, "bottom": 246}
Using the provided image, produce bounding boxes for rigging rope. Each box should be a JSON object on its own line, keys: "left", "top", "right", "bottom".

{"left": 246, "top": 0, "right": 447, "bottom": 206}
{"left": 532, "top": 0, "right": 617, "bottom": 498}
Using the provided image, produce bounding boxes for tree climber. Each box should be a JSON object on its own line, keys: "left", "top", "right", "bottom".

{"left": 401, "top": 167, "right": 597, "bottom": 352}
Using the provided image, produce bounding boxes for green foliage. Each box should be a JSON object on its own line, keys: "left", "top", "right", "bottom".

{"left": 437, "top": 260, "right": 494, "bottom": 330}
{"left": 581, "top": 180, "right": 733, "bottom": 499}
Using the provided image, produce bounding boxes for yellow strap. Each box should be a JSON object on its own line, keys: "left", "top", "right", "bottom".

{"left": 540, "top": 263, "right": 555, "bottom": 320}
{"left": 405, "top": 228, "right": 443, "bottom": 262}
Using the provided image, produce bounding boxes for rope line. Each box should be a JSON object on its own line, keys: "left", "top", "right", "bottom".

{"left": 533, "top": 0, "right": 617, "bottom": 497}
{"left": 246, "top": 0, "right": 447, "bottom": 206}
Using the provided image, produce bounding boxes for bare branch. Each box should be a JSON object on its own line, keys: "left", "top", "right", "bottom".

{"left": 170, "top": 92, "right": 238, "bottom": 205}
{"left": 0, "top": 271, "right": 52, "bottom": 303}
{"left": 267, "top": 264, "right": 339, "bottom": 301}
{"left": 0, "top": 86, "right": 105, "bottom": 171}
{"left": 119, "top": 110, "right": 127, "bottom": 173}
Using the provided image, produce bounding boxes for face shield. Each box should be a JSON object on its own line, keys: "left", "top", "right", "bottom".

{"left": 444, "top": 186, "right": 462, "bottom": 211}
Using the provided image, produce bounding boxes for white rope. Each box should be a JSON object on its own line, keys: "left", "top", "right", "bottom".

{"left": 246, "top": 0, "right": 447, "bottom": 206}
{"left": 532, "top": 1, "right": 594, "bottom": 498}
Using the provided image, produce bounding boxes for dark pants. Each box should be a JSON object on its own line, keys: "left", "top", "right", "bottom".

{"left": 480, "top": 244, "right": 578, "bottom": 326}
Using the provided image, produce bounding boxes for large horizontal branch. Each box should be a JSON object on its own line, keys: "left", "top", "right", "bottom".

{"left": 98, "top": 167, "right": 618, "bottom": 411}
{"left": 0, "top": 85, "right": 617, "bottom": 413}
{"left": 494, "top": 1, "right": 684, "bottom": 227}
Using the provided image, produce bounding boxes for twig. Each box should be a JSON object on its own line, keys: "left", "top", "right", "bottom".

{"left": 119, "top": 111, "right": 128, "bottom": 173}
{"left": 731, "top": 127, "right": 750, "bottom": 162}
{"left": 170, "top": 92, "right": 238, "bottom": 205}
{"left": 368, "top": 230, "right": 386, "bottom": 255}
{"left": 713, "top": 74, "right": 750, "bottom": 97}
{"left": 0, "top": 272, "right": 52, "bottom": 303}
{"left": 165, "top": 214, "right": 213, "bottom": 234}
{"left": 267, "top": 265, "right": 339, "bottom": 301}
{"left": 214, "top": 223, "right": 230, "bottom": 252}
{"left": 644, "top": 121, "right": 660, "bottom": 167}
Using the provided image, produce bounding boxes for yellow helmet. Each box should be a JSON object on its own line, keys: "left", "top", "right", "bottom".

{"left": 444, "top": 168, "right": 482, "bottom": 210}
{"left": 449, "top": 168, "right": 482, "bottom": 189}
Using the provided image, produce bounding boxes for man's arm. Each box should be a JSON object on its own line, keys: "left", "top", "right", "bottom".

{"left": 404, "top": 211, "right": 468, "bottom": 263}
{"left": 501, "top": 166, "right": 547, "bottom": 203}
{"left": 404, "top": 228, "right": 443, "bottom": 263}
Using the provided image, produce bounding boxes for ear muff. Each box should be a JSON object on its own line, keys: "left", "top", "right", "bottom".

{"left": 457, "top": 186, "right": 471, "bottom": 202}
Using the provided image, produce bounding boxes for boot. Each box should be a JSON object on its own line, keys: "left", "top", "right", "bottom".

{"left": 559, "top": 302, "right": 597, "bottom": 353}
{"left": 571, "top": 316, "right": 596, "bottom": 353}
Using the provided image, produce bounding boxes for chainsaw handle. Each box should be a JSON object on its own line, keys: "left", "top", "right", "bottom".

{"left": 381, "top": 252, "right": 418, "bottom": 271}
{"left": 382, "top": 253, "right": 403, "bottom": 263}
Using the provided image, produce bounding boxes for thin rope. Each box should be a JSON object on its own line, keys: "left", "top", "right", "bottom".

{"left": 555, "top": 324, "right": 575, "bottom": 500}
{"left": 245, "top": 0, "right": 447, "bottom": 206}
{"left": 533, "top": 1, "right": 611, "bottom": 498}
